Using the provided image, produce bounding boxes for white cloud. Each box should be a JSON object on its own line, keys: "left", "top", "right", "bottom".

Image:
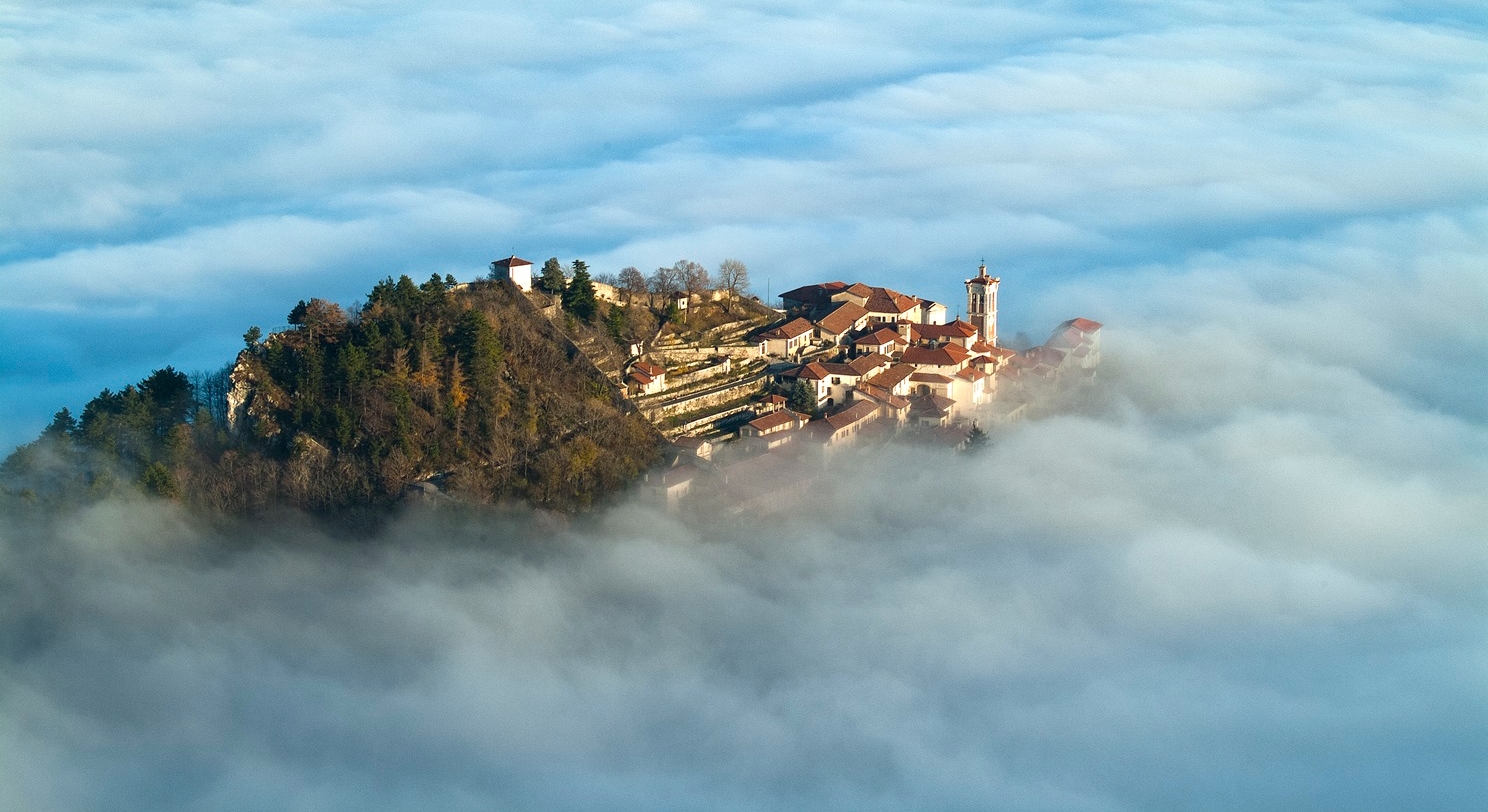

{"left": 0, "top": 7, "right": 1486, "bottom": 804}
{"left": 2, "top": 240, "right": 1485, "bottom": 806}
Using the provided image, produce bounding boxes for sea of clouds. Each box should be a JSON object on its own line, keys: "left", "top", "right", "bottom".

{"left": 2, "top": 1, "right": 1486, "bottom": 808}
{"left": 3, "top": 214, "right": 1485, "bottom": 809}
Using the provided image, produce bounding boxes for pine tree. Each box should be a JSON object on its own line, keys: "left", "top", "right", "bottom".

{"left": 539, "top": 257, "right": 567, "bottom": 294}
{"left": 786, "top": 380, "right": 817, "bottom": 414}
{"left": 963, "top": 421, "right": 989, "bottom": 453}
{"left": 563, "top": 260, "right": 598, "bottom": 322}
{"left": 604, "top": 304, "right": 627, "bottom": 343}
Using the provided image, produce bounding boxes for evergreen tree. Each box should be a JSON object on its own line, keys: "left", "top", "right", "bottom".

{"left": 539, "top": 257, "right": 567, "bottom": 294}
{"left": 140, "top": 461, "right": 179, "bottom": 498}
{"left": 604, "top": 304, "right": 626, "bottom": 343}
{"left": 563, "top": 260, "right": 598, "bottom": 322}
{"left": 453, "top": 308, "right": 503, "bottom": 393}
{"left": 786, "top": 380, "right": 817, "bottom": 414}
{"left": 43, "top": 408, "right": 77, "bottom": 439}
{"left": 963, "top": 421, "right": 989, "bottom": 452}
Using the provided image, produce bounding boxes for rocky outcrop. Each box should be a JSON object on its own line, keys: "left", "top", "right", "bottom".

{"left": 226, "top": 348, "right": 288, "bottom": 440}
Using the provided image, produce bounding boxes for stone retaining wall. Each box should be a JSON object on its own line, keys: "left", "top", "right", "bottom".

{"left": 654, "top": 345, "right": 761, "bottom": 364}
{"left": 643, "top": 377, "right": 764, "bottom": 421}
{"left": 662, "top": 403, "right": 757, "bottom": 438}
{"left": 664, "top": 357, "right": 732, "bottom": 389}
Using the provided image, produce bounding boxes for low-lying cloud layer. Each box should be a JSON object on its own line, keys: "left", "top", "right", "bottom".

{"left": 4, "top": 5, "right": 1486, "bottom": 804}
{"left": 3, "top": 215, "right": 1484, "bottom": 810}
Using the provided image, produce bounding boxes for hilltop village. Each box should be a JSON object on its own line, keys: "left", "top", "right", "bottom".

{"left": 3, "top": 253, "right": 1099, "bottom": 520}
{"left": 492, "top": 256, "right": 1102, "bottom": 513}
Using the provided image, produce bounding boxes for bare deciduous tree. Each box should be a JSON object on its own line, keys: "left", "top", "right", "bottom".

{"left": 649, "top": 265, "right": 683, "bottom": 300}
{"left": 618, "top": 266, "right": 646, "bottom": 303}
{"left": 675, "top": 260, "right": 710, "bottom": 297}
{"left": 716, "top": 258, "right": 749, "bottom": 310}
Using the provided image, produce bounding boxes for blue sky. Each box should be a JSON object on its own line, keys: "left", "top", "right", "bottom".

{"left": 2, "top": 3, "right": 1488, "bottom": 809}
{"left": 4, "top": 0, "right": 1485, "bottom": 449}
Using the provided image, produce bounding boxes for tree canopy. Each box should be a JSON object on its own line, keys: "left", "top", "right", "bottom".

{"left": 563, "top": 260, "right": 598, "bottom": 322}
{"left": 2, "top": 275, "right": 663, "bottom": 519}
{"left": 538, "top": 257, "right": 567, "bottom": 294}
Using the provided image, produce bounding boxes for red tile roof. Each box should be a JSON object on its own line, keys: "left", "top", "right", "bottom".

{"left": 855, "top": 382, "right": 911, "bottom": 410}
{"left": 823, "top": 400, "right": 880, "bottom": 431}
{"left": 917, "top": 319, "right": 978, "bottom": 340}
{"left": 759, "top": 317, "right": 815, "bottom": 340}
{"left": 1064, "top": 317, "right": 1103, "bottom": 333}
{"left": 865, "top": 363, "right": 917, "bottom": 389}
{"left": 786, "top": 361, "right": 831, "bottom": 381}
{"left": 818, "top": 362, "right": 862, "bottom": 377}
{"left": 632, "top": 361, "right": 665, "bottom": 377}
{"left": 901, "top": 343, "right": 971, "bottom": 368}
{"left": 747, "top": 410, "right": 798, "bottom": 433}
{"left": 815, "top": 301, "right": 869, "bottom": 335}
{"left": 847, "top": 352, "right": 893, "bottom": 376}
{"left": 909, "top": 394, "right": 956, "bottom": 417}
{"left": 909, "top": 371, "right": 956, "bottom": 384}
{"left": 853, "top": 327, "right": 901, "bottom": 346}
{"left": 780, "top": 282, "right": 847, "bottom": 306}
{"left": 864, "top": 287, "right": 919, "bottom": 315}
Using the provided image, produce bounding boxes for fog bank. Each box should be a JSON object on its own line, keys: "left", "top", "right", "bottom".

{"left": 3, "top": 222, "right": 1485, "bottom": 810}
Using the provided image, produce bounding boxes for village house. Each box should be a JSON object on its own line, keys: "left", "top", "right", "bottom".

{"left": 853, "top": 327, "right": 904, "bottom": 356}
{"left": 490, "top": 255, "right": 534, "bottom": 291}
{"left": 811, "top": 400, "right": 881, "bottom": 455}
{"left": 642, "top": 262, "right": 1105, "bottom": 511}
{"left": 674, "top": 436, "right": 714, "bottom": 462}
{"left": 627, "top": 360, "right": 667, "bottom": 396}
{"left": 1008, "top": 318, "right": 1103, "bottom": 381}
{"left": 644, "top": 461, "right": 700, "bottom": 509}
{"left": 814, "top": 301, "right": 870, "bottom": 345}
{"left": 739, "top": 409, "right": 810, "bottom": 451}
{"left": 757, "top": 317, "right": 815, "bottom": 357}
{"left": 754, "top": 264, "right": 1018, "bottom": 444}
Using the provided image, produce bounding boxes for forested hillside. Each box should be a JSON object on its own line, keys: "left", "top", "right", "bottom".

{"left": 2, "top": 275, "right": 663, "bottom": 519}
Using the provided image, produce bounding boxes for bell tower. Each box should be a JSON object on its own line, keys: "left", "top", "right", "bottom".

{"left": 965, "top": 261, "right": 999, "bottom": 346}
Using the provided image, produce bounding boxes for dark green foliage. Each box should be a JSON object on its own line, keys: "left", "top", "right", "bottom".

{"left": 3, "top": 273, "right": 664, "bottom": 520}
{"left": 786, "top": 380, "right": 817, "bottom": 414}
{"left": 140, "top": 462, "right": 179, "bottom": 498}
{"left": 538, "top": 257, "right": 566, "bottom": 294}
{"left": 604, "top": 304, "right": 626, "bottom": 343}
{"left": 963, "top": 421, "right": 989, "bottom": 452}
{"left": 563, "top": 260, "right": 598, "bottom": 322}
{"left": 44, "top": 408, "right": 77, "bottom": 439}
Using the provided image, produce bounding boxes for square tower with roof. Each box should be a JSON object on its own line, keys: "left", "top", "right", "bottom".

{"left": 965, "top": 262, "right": 999, "bottom": 346}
